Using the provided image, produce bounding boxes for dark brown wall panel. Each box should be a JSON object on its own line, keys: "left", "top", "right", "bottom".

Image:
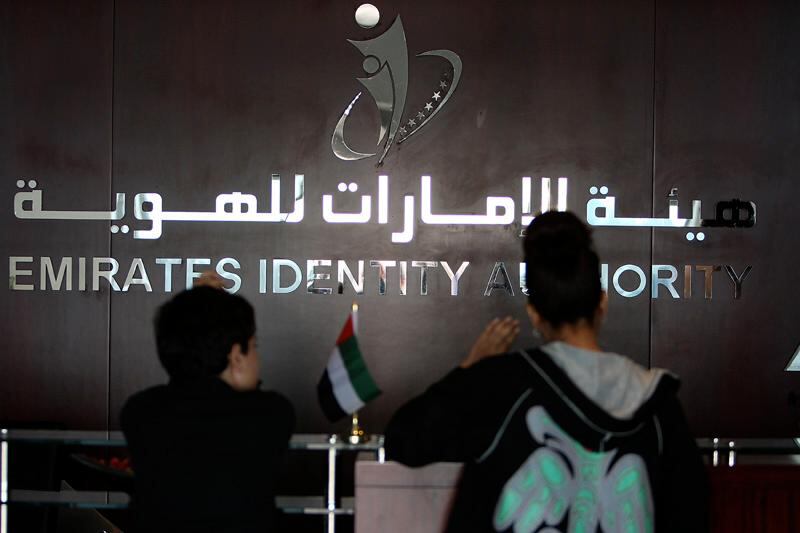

{"left": 0, "top": 0, "right": 113, "bottom": 428}
{"left": 3, "top": 0, "right": 796, "bottom": 438}
{"left": 107, "top": 0, "right": 654, "bottom": 432}
{"left": 651, "top": 0, "right": 800, "bottom": 435}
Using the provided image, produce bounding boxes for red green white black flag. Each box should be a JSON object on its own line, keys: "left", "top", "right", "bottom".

{"left": 317, "top": 306, "right": 381, "bottom": 422}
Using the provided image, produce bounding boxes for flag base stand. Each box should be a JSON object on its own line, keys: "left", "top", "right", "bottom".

{"left": 348, "top": 412, "right": 367, "bottom": 444}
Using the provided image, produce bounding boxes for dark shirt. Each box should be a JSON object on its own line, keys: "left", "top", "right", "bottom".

{"left": 120, "top": 377, "right": 294, "bottom": 533}
{"left": 385, "top": 349, "right": 708, "bottom": 532}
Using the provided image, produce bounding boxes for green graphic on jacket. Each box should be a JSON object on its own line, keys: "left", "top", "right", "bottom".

{"left": 493, "top": 406, "right": 654, "bottom": 533}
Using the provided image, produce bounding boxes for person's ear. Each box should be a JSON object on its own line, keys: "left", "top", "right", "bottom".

{"left": 596, "top": 291, "right": 609, "bottom": 323}
{"left": 220, "top": 343, "right": 244, "bottom": 385}
{"left": 526, "top": 303, "right": 543, "bottom": 330}
{"left": 227, "top": 342, "right": 247, "bottom": 372}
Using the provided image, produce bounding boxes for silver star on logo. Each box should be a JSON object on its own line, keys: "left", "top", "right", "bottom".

{"left": 417, "top": 111, "right": 425, "bottom": 120}
{"left": 399, "top": 127, "right": 407, "bottom": 135}
{"left": 408, "top": 119, "right": 416, "bottom": 127}
{"left": 424, "top": 102, "right": 433, "bottom": 111}
{"left": 432, "top": 91, "right": 441, "bottom": 101}
{"left": 439, "top": 81, "right": 448, "bottom": 89}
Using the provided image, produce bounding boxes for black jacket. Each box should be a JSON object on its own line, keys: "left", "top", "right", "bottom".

{"left": 385, "top": 348, "right": 708, "bottom": 532}
{"left": 120, "top": 377, "right": 294, "bottom": 533}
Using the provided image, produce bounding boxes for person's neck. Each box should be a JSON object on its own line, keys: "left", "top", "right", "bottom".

{"left": 544, "top": 322, "right": 602, "bottom": 352}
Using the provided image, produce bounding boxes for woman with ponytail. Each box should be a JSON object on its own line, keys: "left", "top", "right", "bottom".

{"left": 386, "top": 211, "right": 708, "bottom": 532}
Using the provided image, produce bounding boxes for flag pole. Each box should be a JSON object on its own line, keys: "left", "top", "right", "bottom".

{"left": 349, "top": 302, "right": 366, "bottom": 444}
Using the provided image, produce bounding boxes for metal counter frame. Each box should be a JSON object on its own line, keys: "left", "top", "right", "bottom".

{"left": 3, "top": 429, "right": 800, "bottom": 533}
{"left": 0, "top": 429, "right": 385, "bottom": 533}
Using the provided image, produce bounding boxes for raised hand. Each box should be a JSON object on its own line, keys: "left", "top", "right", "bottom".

{"left": 461, "top": 316, "right": 520, "bottom": 368}
{"left": 193, "top": 270, "right": 226, "bottom": 290}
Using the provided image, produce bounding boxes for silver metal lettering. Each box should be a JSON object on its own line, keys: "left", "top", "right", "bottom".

{"left": 78, "top": 257, "right": 86, "bottom": 291}
{"left": 684, "top": 265, "right": 692, "bottom": 299}
{"left": 92, "top": 258, "right": 121, "bottom": 291}
{"left": 485, "top": 262, "right": 514, "bottom": 296}
{"left": 600, "top": 264, "right": 609, "bottom": 292}
{"left": 399, "top": 261, "right": 407, "bottom": 296}
{"left": 412, "top": 261, "right": 438, "bottom": 295}
{"left": 723, "top": 265, "right": 752, "bottom": 300}
{"left": 557, "top": 177, "right": 568, "bottom": 211}
{"left": 40, "top": 257, "right": 72, "bottom": 291}
{"left": 442, "top": 261, "right": 470, "bottom": 296}
{"left": 259, "top": 259, "right": 268, "bottom": 294}
{"left": 9, "top": 256, "right": 34, "bottom": 291}
{"left": 651, "top": 265, "right": 679, "bottom": 299}
{"left": 370, "top": 260, "right": 396, "bottom": 295}
{"left": 696, "top": 265, "right": 721, "bottom": 300}
{"left": 541, "top": 177, "right": 551, "bottom": 213}
{"left": 216, "top": 258, "right": 242, "bottom": 294}
{"left": 122, "top": 258, "right": 153, "bottom": 292}
{"left": 518, "top": 262, "right": 528, "bottom": 296}
{"left": 156, "top": 258, "right": 182, "bottom": 293}
{"left": 612, "top": 264, "right": 646, "bottom": 298}
{"left": 307, "top": 260, "right": 333, "bottom": 295}
{"left": 186, "top": 258, "right": 211, "bottom": 289}
{"left": 273, "top": 259, "right": 302, "bottom": 294}
{"left": 337, "top": 260, "right": 365, "bottom": 295}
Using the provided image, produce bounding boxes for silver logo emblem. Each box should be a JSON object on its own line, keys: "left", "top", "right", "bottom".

{"left": 332, "top": 4, "right": 462, "bottom": 165}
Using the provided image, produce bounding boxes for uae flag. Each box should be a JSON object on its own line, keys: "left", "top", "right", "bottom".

{"left": 317, "top": 307, "right": 381, "bottom": 422}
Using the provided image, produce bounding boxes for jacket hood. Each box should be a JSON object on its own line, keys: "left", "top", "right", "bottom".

{"left": 540, "top": 341, "right": 675, "bottom": 420}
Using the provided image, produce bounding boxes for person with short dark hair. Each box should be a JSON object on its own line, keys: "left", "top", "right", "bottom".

{"left": 385, "top": 211, "right": 708, "bottom": 532}
{"left": 121, "top": 284, "right": 294, "bottom": 533}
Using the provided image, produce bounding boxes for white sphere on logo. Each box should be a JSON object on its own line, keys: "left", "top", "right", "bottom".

{"left": 355, "top": 4, "right": 380, "bottom": 29}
